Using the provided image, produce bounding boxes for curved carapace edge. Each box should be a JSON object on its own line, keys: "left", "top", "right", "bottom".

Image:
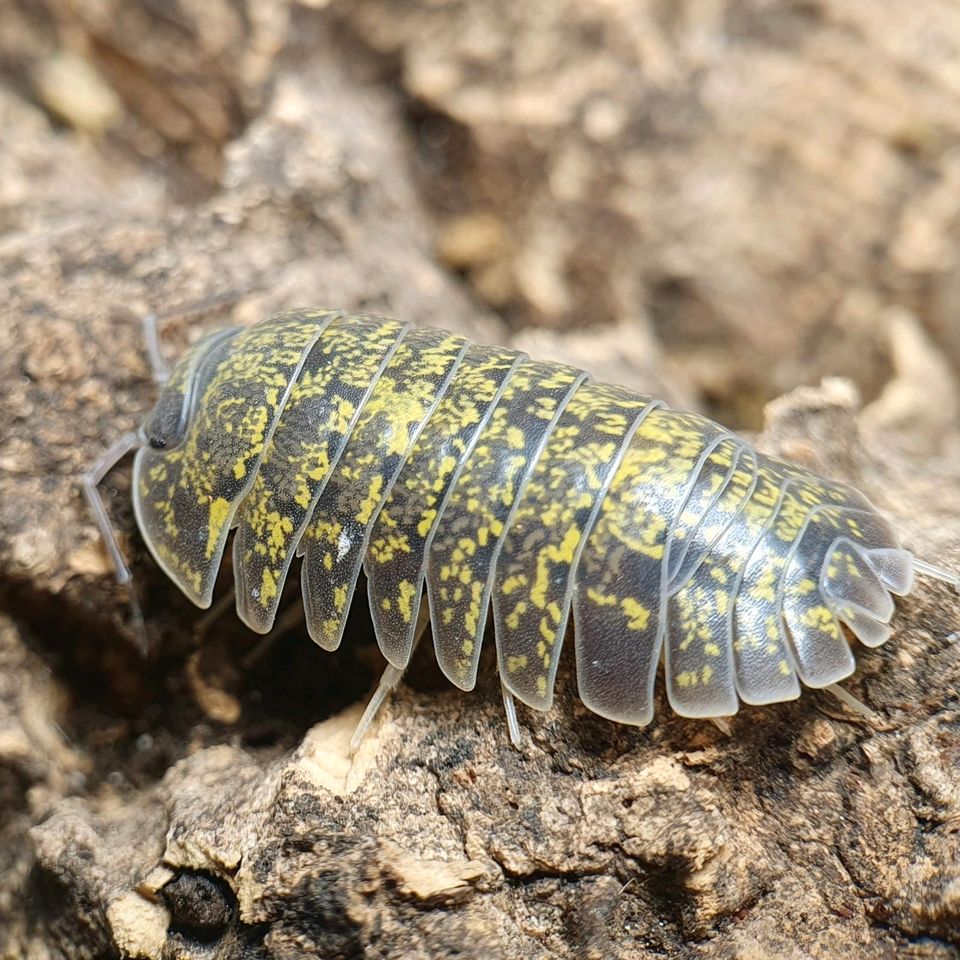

{"left": 87, "top": 309, "right": 958, "bottom": 743}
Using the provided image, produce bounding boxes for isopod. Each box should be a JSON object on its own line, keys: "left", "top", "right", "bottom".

{"left": 84, "top": 308, "right": 958, "bottom": 744}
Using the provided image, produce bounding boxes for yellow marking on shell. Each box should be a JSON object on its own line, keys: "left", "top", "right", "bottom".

{"left": 355, "top": 475, "right": 385, "bottom": 525}
{"left": 312, "top": 519, "right": 342, "bottom": 542}
{"left": 587, "top": 587, "right": 617, "bottom": 606}
{"left": 506, "top": 426, "right": 525, "bottom": 449}
{"left": 463, "top": 581, "right": 485, "bottom": 639}
{"left": 261, "top": 568, "right": 278, "bottom": 606}
{"left": 501, "top": 574, "right": 527, "bottom": 595}
{"left": 751, "top": 568, "right": 777, "bottom": 603}
{"left": 368, "top": 532, "right": 410, "bottom": 563}
{"left": 507, "top": 655, "right": 527, "bottom": 673}
{"left": 417, "top": 509, "right": 437, "bottom": 538}
{"left": 674, "top": 665, "right": 716, "bottom": 689}
{"left": 800, "top": 605, "right": 841, "bottom": 637}
{"left": 396, "top": 580, "right": 417, "bottom": 624}
{"left": 204, "top": 497, "right": 230, "bottom": 560}
{"left": 621, "top": 597, "right": 651, "bottom": 630}
{"left": 505, "top": 601, "right": 528, "bottom": 629}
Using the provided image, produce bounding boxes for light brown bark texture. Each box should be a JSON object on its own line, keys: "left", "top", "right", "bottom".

{"left": 0, "top": 2, "right": 959, "bottom": 958}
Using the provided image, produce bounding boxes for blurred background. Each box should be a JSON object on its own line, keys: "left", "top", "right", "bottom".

{"left": 4, "top": 0, "right": 960, "bottom": 429}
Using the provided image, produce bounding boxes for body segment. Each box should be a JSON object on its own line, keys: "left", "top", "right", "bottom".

{"left": 365, "top": 344, "right": 522, "bottom": 669}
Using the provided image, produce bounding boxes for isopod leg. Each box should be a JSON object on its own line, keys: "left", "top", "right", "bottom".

{"left": 501, "top": 684, "right": 523, "bottom": 747}
{"left": 912, "top": 557, "right": 960, "bottom": 590}
{"left": 141, "top": 288, "right": 263, "bottom": 387}
{"left": 350, "top": 597, "right": 432, "bottom": 750}
{"left": 82, "top": 430, "right": 148, "bottom": 652}
{"left": 824, "top": 682, "right": 876, "bottom": 720}
{"left": 240, "top": 600, "right": 306, "bottom": 669}
{"left": 194, "top": 587, "right": 237, "bottom": 642}
{"left": 141, "top": 313, "right": 171, "bottom": 386}
{"left": 350, "top": 664, "right": 405, "bottom": 751}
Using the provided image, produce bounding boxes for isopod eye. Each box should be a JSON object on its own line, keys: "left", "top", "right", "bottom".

{"left": 140, "top": 327, "right": 240, "bottom": 452}
{"left": 141, "top": 378, "right": 191, "bottom": 451}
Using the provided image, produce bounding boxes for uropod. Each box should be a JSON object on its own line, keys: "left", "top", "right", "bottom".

{"left": 84, "top": 308, "right": 958, "bottom": 745}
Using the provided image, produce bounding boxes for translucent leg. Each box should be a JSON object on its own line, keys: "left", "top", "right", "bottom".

{"left": 351, "top": 598, "right": 431, "bottom": 750}
{"left": 142, "top": 288, "right": 263, "bottom": 387}
{"left": 709, "top": 717, "right": 733, "bottom": 736}
{"left": 350, "top": 664, "right": 405, "bottom": 751}
{"left": 825, "top": 682, "right": 876, "bottom": 719}
{"left": 501, "top": 684, "right": 522, "bottom": 747}
{"left": 240, "top": 599, "right": 306, "bottom": 669}
{"left": 912, "top": 557, "right": 960, "bottom": 590}
{"left": 142, "top": 313, "right": 171, "bottom": 386}
{"left": 194, "top": 587, "right": 237, "bottom": 641}
{"left": 82, "top": 431, "right": 148, "bottom": 653}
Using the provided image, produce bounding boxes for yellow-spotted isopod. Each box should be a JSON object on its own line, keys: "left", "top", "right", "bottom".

{"left": 84, "top": 308, "right": 958, "bottom": 745}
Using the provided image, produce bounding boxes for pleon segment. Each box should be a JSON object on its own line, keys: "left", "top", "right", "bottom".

{"left": 781, "top": 506, "right": 899, "bottom": 686}
{"left": 666, "top": 437, "right": 741, "bottom": 590}
{"left": 863, "top": 549, "right": 915, "bottom": 595}
{"left": 365, "top": 344, "right": 523, "bottom": 670}
{"left": 833, "top": 606, "right": 892, "bottom": 649}
{"left": 731, "top": 461, "right": 866, "bottom": 697}
{"left": 666, "top": 442, "right": 756, "bottom": 597}
{"left": 661, "top": 445, "right": 765, "bottom": 716}
{"left": 299, "top": 328, "right": 469, "bottom": 650}
{"left": 821, "top": 537, "right": 895, "bottom": 623}
{"left": 427, "top": 360, "right": 588, "bottom": 690}
{"left": 572, "top": 408, "right": 726, "bottom": 725}
{"left": 232, "top": 315, "right": 409, "bottom": 633}
{"left": 820, "top": 538, "right": 895, "bottom": 649}
{"left": 495, "top": 381, "right": 656, "bottom": 710}
{"left": 133, "top": 310, "right": 338, "bottom": 608}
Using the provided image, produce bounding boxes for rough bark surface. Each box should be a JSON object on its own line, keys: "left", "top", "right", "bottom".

{"left": 0, "top": 3, "right": 959, "bottom": 959}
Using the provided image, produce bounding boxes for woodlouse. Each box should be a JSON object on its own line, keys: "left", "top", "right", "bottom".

{"left": 85, "top": 308, "right": 957, "bottom": 744}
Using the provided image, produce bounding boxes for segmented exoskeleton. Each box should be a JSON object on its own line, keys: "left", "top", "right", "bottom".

{"left": 85, "top": 308, "right": 957, "bottom": 743}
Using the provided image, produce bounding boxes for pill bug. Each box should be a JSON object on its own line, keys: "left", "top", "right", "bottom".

{"left": 85, "top": 308, "right": 957, "bottom": 744}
